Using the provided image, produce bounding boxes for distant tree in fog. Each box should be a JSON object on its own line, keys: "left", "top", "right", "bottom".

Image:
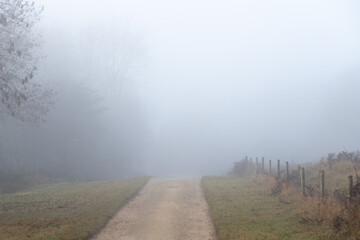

{"left": 0, "top": 0, "right": 51, "bottom": 121}
{"left": 0, "top": 18, "right": 146, "bottom": 183}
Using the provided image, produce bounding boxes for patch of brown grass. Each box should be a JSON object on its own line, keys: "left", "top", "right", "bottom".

{"left": 0, "top": 176, "right": 150, "bottom": 240}
{"left": 330, "top": 197, "right": 360, "bottom": 239}
{"left": 281, "top": 188, "right": 342, "bottom": 226}
{"left": 259, "top": 172, "right": 360, "bottom": 239}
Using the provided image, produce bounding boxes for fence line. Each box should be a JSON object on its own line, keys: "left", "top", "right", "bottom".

{"left": 242, "top": 156, "right": 357, "bottom": 200}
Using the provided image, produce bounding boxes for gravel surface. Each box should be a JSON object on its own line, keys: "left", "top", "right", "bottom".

{"left": 92, "top": 178, "right": 216, "bottom": 240}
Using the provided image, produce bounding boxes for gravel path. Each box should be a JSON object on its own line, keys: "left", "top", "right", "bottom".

{"left": 92, "top": 178, "right": 216, "bottom": 240}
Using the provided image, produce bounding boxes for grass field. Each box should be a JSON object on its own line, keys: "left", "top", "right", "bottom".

{"left": 0, "top": 176, "right": 150, "bottom": 240}
{"left": 202, "top": 176, "right": 328, "bottom": 240}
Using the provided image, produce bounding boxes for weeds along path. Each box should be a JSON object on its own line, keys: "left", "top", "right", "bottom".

{"left": 92, "top": 178, "right": 216, "bottom": 240}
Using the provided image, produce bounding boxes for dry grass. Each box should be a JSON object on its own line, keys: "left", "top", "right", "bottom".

{"left": 304, "top": 161, "right": 356, "bottom": 195}
{"left": 203, "top": 172, "right": 360, "bottom": 239}
{"left": 259, "top": 162, "right": 360, "bottom": 239}
{"left": 256, "top": 176, "right": 342, "bottom": 226}
{"left": 202, "top": 176, "right": 328, "bottom": 240}
{"left": 0, "top": 176, "right": 150, "bottom": 240}
{"left": 336, "top": 198, "right": 360, "bottom": 239}
{"left": 224, "top": 152, "right": 360, "bottom": 239}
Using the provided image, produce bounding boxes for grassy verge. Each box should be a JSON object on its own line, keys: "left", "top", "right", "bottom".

{"left": 202, "top": 176, "right": 328, "bottom": 240}
{"left": 0, "top": 176, "right": 150, "bottom": 240}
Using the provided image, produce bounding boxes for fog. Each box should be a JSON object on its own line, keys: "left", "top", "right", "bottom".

{"left": 1, "top": 0, "right": 360, "bottom": 180}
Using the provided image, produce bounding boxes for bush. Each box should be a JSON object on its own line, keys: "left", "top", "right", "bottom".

{"left": 229, "top": 156, "right": 255, "bottom": 177}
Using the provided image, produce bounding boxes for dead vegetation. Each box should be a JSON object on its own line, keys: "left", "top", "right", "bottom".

{"left": 231, "top": 151, "right": 360, "bottom": 239}
{"left": 229, "top": 156, "right": 255, "bottom": 177}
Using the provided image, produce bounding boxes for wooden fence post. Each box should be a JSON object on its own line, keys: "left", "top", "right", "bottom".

{"left": 277, "top": 159, "right": 280, "bottom": 178}
{"left": 320, "top": 170, "right": 325, "bottom": 198}
{"left": 269, "top": 160, "right": 272, "bottom": 176}
{"left": 261, "top": 157, "right": 264, "bottom": 174}
{"left": 256, "top": 157, "right": 258, "bottom": 174}
{"left": 300, "top": 167, "right": 305, "bottom": 196}
{"left": 348, "top": 175, "right": 353, "bottom": 199}
{"left": 286, "top": 161, "right": 289, "bottom": 180}
{"left": 250, "top": 158, "right": 253, "bottom": 175}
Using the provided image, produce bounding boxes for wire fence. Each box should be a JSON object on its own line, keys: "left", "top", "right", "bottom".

{"left": 233, "top": 156, "right": 359, "bottom": 201}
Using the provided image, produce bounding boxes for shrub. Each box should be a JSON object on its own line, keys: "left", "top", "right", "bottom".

{"left": 229, "top": 156, "right": 255, "bottom": 177}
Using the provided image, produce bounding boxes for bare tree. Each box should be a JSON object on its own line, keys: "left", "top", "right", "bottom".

{"left": 0, "top": 0, "right": 51, "bottom": 121}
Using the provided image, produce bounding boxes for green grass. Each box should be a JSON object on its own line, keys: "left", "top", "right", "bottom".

{"left": 202, "top": 176, "right": 328, "bottom": 240}
{"left": 0, "top": 176, "right": 150, "bottom": 240}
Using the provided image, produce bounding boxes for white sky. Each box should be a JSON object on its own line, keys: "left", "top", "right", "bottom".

{"left": 38, "top": 0, "right": 360, "bottom": 176}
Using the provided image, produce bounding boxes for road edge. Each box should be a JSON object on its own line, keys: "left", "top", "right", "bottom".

{"left": 200, "top": 176, "right": 221, "bottom": 240}
{"left": 87, "top": 176, "right": 152, "bottom": 240}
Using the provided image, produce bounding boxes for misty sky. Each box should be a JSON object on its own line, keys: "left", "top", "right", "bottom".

{"left": 38, "top": 0, "right": 360, "bottom": 176}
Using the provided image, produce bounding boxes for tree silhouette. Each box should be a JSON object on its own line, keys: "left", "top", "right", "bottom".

{"left": 0, "top": 0, "right": 51, "bottom": 122}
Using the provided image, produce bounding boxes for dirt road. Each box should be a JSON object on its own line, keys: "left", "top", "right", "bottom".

{"left": 92, "top": 178, "right": 216, "bottom": 240}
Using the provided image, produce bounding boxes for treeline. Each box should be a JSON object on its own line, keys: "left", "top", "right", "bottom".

{"left": 0, "top": 0, "right": 146, "bottom": 191}
{"left": 0, "top": 85, "right": 145, "bottom": 181}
